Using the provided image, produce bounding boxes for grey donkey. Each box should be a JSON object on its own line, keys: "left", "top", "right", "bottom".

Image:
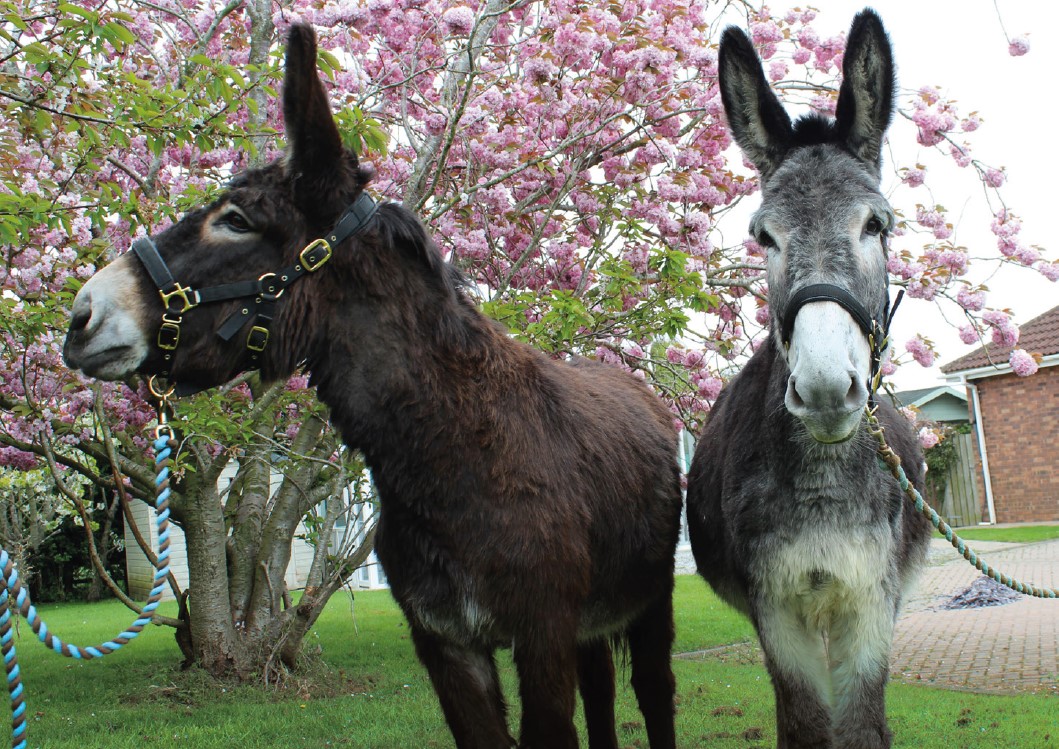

{"left": 686, "top": 9, "right": 932, "bottom": 749}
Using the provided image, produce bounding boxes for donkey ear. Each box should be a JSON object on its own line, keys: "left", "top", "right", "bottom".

{"left": 718, "top": 26, "right": 794, "bottom": 180}
{"left": 834, "top": 10, "right": 895, "bottom": 174}
{"left": 283, "top": 24, "right": 350, "bottom": 212}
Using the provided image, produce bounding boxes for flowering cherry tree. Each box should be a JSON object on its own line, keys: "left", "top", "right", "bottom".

{"left": 1, "top": 0, "right": 1052, "bottom": 678}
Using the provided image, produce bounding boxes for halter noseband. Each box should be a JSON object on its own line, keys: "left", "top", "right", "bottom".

{"left": 132, "top": 192, "right": 378, "bottom": 394}
{"left": 779, "top": 282, "right": 904, "bottom": 400}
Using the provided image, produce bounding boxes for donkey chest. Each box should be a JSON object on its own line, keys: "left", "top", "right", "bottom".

{"left": 752, "top": 527, "right": 895, "bottom": 626}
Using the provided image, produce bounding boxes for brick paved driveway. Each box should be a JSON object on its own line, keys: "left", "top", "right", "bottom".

{"left": 891, "top": 537, "right": 1059, "bottom": 694}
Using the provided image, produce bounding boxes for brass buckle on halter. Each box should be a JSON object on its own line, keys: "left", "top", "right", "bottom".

{"left": 299, "top": 239, "right": 332, "bottom": 272}
{"left": 158, "top": 314, "right": 182, "bottom": 350}
{"left": 246, "top": 325, "right": 269, "bottom": 352}
{"left": 159, "top": 283, "right": 198, "bottom": 314}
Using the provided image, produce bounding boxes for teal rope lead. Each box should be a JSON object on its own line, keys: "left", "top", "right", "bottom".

{"left": 0, "top": 434, "right": 176, "bottom": 748}
{"left": 866, "top": 408, "right": 1058, "bottom": 600}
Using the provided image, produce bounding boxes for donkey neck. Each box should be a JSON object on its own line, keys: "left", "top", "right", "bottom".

{"left": 306, "top": 268, "right": 525, "bottom": 482}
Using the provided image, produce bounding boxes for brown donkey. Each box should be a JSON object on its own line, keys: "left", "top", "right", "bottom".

{"left": 63, "top": 25, "right": 681, "bottom": 749}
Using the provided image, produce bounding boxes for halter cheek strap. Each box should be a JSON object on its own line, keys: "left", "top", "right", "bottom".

{"left": 779, "top": 282, "right": 904, "bottom": 400}
{"left": 132, "top": 192, "right": 379, "bottom": 394}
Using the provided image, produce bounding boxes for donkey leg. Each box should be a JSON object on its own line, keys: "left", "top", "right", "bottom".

{"left": 756, "top": 607, "right": 833, "bottom": 749}
{"left": 409, "top": 625, "right": 514, "bottom": 749}
{"left": 627, "top": 596, "right": 677, "bottom": 749}
{"left": 828, "top": 603, "right": 896, "bottom": 749}
{"left": 512, "top": 630, "right": 579, "bottom": 749}
{"left": 577, "top": 640, "right": 619, "bottom": 749}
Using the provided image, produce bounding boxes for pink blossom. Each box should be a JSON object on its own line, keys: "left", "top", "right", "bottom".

{"left": 983, "top": 310, "right": 1019, "bottom": 347}
{"left": 981, "top": 168, "right": 1004, "bottom": 188}
{"left": 441, "top": 6, "right": 475, "bottom": 36}
{"left": 1008, "top": 36, "right": 1030, "bottom": 57}
{"left": 918, "top": 86, "right": 941, "bottom": 105}
{"left": 915, "top": 206, "right": 945, "bottom": 229}
{"left": 907, "top": 277, "right": 938, "bottom": 301}
{"left": 902, "top": 166, "right": 925, "bottom": 187}
{"left": 767, "top": 61, "right": 788, "bottom": 82}
{"left": 956, "top": 287, "right": 985, "bottom": 312}
{"left": 754, "top": 20, "right": 787, "bottom": 46}
{"left": 961, "top": 113, "right": 981, "bottom": 132}
{"left": 523, "top": 57, "right": 556, "bottom": 85}
{"left": 696, "top": 376, "right": 723, "bottom": 400}
{"left": 809, "top": 94, "right": 837, "bottom": 116}
{"left": 1035, "top": 262, "right": 1059, "bottom": 282}
{"left": 1009, "top": 348, "right": 1038, "bottom": 376}
{"left": 0, "top": 446, "right": 37, "bottom": 470}
{"left": 937, "top": 249, "right": 968, "bottom": 274}
{"left": 998, "top": 237, "right": 1018, "bottom": 258}
{"left": 682, "top": 350, "right": 705, "bottom": 369}
{"left": 624, "top": 245, "right": 649, "bottom": 275}
{"left": 665, "top": 346, "right": 684, "bottom": 365}
{"left": 918, "top": 427, "right": 940, "bottom": 450}
{"left": 905, "top": 335, "right": 935, "bottom": 368}
{"left": 949, "top": 144, "right": 972, "bottom": 168}
{"left": 595, "top": 346, "right": 622, "bottom": 367}
{"left": 796, "top": 27, "right": 820, "bottom": 49}
{"left": 982, "top": 310, "right": 1010, "bottom": 327}
{"left": 958, "top": 324, "right": 980, "bottom": 345}
{"left": 744, "top": 238, "right": 766, "bottom": 258}
{"left": 1015, "top": 245, "right": 1041, "bottom": 265}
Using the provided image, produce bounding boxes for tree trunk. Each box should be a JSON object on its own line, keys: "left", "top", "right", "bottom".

{"left": 86, "top": 491, "right": 122, "bottom": 602}
{"left": 182, "top": 476, "right": 248, "bottom": 676}
{"left": 275, "top": 521, "right": 377, "bottom": 668}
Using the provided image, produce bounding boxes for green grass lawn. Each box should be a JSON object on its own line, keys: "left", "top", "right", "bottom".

{"left": 950, "top": 524, "right": 1059, "bottom": 544}
{"left": 8, "top": 575, "right": 1056, "bottom": 748}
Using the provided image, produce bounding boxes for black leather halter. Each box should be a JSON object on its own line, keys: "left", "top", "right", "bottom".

{"left": 779, "top": 282, "right": 904, "bottom": 399}
{"left": 132, "top": 192, "right": 378, "bottom": 394}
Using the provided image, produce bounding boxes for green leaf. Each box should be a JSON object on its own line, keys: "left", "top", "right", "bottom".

{"left": 57, "top": 3, "right": 98, "bottom": 21}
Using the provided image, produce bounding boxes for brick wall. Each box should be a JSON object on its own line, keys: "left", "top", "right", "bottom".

{"left": 972, "top": 364, "right": 1059, "bottom": 523}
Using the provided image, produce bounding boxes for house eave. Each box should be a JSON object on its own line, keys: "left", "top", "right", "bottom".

{"left": 942, "top": 352, "right": 1059, "bottom": 382}
{"left": 907, "top": 385, "right": 966, "bottom": 408}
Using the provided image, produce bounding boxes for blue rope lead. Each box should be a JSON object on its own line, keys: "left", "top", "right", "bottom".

{"left": 866, "top": 408, "right": 1057, "bottom": 600}
{"left": 0, "top": 435, "right": 175, "bottom": 748}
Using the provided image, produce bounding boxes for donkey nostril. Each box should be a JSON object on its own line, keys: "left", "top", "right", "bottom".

{"left": 844, "top": 372, "right": 867, "bottom": 409}
{"left": 787, "top": 376, "right": 806, "bottom": 410}
{"left": 70, "top": 308, "right": 91, "bottom": 333}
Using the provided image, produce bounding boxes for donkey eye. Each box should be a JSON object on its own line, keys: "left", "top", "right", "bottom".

{"left": 864, "top": 216, "right": 884, "bottom": 237}
{"left": 756, "top": 230, "right": 776, "bottom": 249}
{"left": 218, "top": 210, "right": 252, "bottom": 234}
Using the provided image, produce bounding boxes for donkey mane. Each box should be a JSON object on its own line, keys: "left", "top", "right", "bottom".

{"left": 369, "top": 200, "right": 471, "bottom": 299}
